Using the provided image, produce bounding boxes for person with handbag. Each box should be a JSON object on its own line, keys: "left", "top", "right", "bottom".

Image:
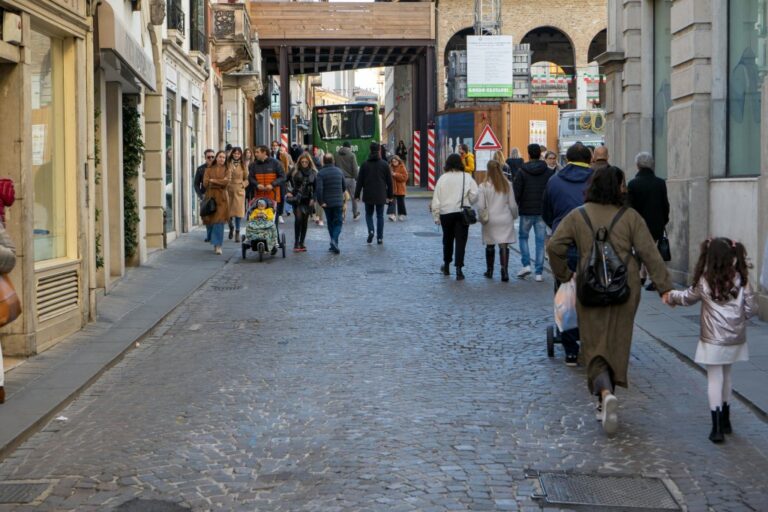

{"left": 477, "top": 161, "right": 518, "bottom": 282}
{"left": 547, "top": 166, "right": 672, "bottom": 435}
{"left": 431, "top": 153, "right": 479, "bottom": 281}
{"left": 202, "top": 151, "right": 231, "bottom": 255}
{"left": 627, "top": 151, "right": 670, "bottom": 291}
{"left": 0, "top": 219, "right": 17, "bottom": 404}
{"left": 286, "top": 153, "right": 317, "bottom": 252}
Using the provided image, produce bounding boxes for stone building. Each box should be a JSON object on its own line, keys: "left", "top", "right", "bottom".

{"left": 599, "top": 0, "right": 768, "bottom": 316}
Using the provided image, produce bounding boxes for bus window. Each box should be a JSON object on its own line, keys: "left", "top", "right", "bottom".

{"left": 317, "top": 108, "right": 376, "bottom": 140}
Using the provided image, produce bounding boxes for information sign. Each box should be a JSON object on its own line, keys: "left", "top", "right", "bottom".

{"left": 467, "top": 36, "right": 514, "bottom": 98}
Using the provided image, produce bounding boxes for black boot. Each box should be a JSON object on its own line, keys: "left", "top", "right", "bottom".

{"left": 709, "top": 408, "right": 725, "bottom": 443}
{"left": 483, "top": 246, "right": 495, "bottom": 279}
{"left": 228, "top": 220, "right": 234, "bottom": 240}
{"left": 456, "top": 267, "right": 465, "bottom": 281}
{"left": 440, "top": 263, "right": 450, "bottom": 276}
{"left": 721, "top": 402, "right": 732, "bottom": 434}
{"left": 499, "top": 246, "right": 510, "bottom": 282}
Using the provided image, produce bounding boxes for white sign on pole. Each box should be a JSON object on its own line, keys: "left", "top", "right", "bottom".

{"left": 475, "top": 150, "right": 494, "bottom": 172}
{"left": 529, "top": 120, "right": 547, "bottom": 146}
{"left": 226, "top": 111, "right": 232, "bottom": 133}
{"left": 467, "top": 36, "right": 514, "bottom": 98}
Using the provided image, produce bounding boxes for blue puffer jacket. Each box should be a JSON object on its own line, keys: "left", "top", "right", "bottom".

{"left": 315, "top": 165, "right": 346, "bottom": 208}
{"left": 542, "top": 163, "right": 593, "bottom": 232}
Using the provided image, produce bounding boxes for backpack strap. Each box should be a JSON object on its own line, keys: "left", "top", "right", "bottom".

{"left": 577, "top": 206, "right": 594, "bottom": 234}
{"left": 606, "top": 207, "right": 627, "bottom": 237}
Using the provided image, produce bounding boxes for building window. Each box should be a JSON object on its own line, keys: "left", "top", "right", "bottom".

{"left": 727, "top": 0, "right": 765, "bottom": 176}
{"left": 31, "top": 31, "right": 68, "bottom": 262}
{"left": 165, "top": 91, "right": 176, "bottom": 232}
{"left": 653, "top": 0, "right": 672, "bottom": 180}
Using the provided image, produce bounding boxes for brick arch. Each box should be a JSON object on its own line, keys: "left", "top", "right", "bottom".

{"left": 443, "top": 27, "right": 474, "bottom": 66}
{"left": 520, "top": 25, "right": 576, "bottom": 72}
{"left": 588, "top": 29, "right": 607, "bottom": 63}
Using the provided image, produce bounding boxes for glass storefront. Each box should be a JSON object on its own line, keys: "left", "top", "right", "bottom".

{"left": 165, "top": 91, "right": 175, "bottom": 232}
{"left": 30, "top": 30, "right": 68, "bottom": 261}
{"left": 653, "top": 0, "right": 672, "bottom": 179}
{"left": 728, "top": 0, "right": 764, "bottom": 176}
{"left": 191, "top": 105, "right": 199, "bottom": 222}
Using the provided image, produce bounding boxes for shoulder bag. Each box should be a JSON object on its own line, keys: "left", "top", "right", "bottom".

{"left": 0, "top": 274, "right": 21, "bottom": 327}
{"left": 459, "top": 173, "right": 477, "bottom": 226}
{"left": 657, "top": 230, "right": 671, "bottom": 262}
{"left": 200, "top": 196, "right": 217, "bottom": 217}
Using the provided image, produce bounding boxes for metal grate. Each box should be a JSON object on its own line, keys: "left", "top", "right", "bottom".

{"left": 0, "top": 483, "right": 50, "bottom": 504}
{"left": 36, "top": 269, "right": 80, "bottom": 321}
{"left": 114, "top": 498, "right": 190, "bottom": 511}
{"left": 534, "top": 472, "right": 681, "bottom": 510}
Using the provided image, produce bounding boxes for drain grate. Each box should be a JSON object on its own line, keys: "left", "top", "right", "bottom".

{"left": 0, "top": 482, "right": 50, "bottom": 504}
{"left": 533, "top": 472, "right": 681, "bottom": 510}
{"left": 114, "top": 498, "right": 190, "bottom": 511}
{"left": 413, "top": 231, "right": 441, "bottom": 237}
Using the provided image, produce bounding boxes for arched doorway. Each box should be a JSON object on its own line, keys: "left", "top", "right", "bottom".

{"left": 522, "top": 26, "right": 576, "bottom": 108}
{"left": 587, "top": 29, "right": 607, "bottom": 108}
{"left": 444, "top": 27, "right": 493, "bottom": 107}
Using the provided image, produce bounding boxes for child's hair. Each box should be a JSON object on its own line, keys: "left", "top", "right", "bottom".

{"left": 692, "top": 237, "right": 751, "bottom": 301}
{"left": 256, "top": 199, "right": 267, "bottom": 209}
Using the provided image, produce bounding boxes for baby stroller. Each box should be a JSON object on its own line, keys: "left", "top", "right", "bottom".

{"left": 241, "top": 198, "right": 286, "bottom": 261}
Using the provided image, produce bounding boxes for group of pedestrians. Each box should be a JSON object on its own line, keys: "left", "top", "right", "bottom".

{"left": 433, "top": 141, "right": 759, "bottom": 442}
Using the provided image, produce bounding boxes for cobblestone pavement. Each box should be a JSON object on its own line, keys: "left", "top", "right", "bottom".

{"left": 1, "top": 199, "right": 768, "bottom": 511}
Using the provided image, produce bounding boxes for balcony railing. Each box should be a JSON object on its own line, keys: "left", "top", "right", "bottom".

{"left": 167, "top": 0, "right": 185, "bottom": 35}
{"left": 190, "top": 28, "right": 207, "bottom": 54}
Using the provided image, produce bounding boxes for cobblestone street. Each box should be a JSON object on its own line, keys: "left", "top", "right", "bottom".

{"left": 0, "top": 198, "right": 767, "bottom": 511}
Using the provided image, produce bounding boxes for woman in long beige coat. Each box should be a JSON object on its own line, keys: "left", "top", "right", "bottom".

{"left": 226, "top": 147, "right": 248, "bottom": 243}
{"left": 203, "top": 151, "right": 231, "bottom": 254}
{"left": 547, "top": 166, "right": 671, "bottom": 435}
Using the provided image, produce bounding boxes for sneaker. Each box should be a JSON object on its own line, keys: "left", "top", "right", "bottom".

{"left": 601, "top": 393, "right": 619, "bottom": 435}
{"left": 377, "top": 238, "right": 383, "bottom": 245}
{"left": 278, "top": 215, "right": 285, "bottom": 224}
{"left": 565, "top": 354, "right": 578, "bottom": 367}
{"left": 367, "top": 232, "right": 374, "bottom": 244}
{"left": 517, "top": 266, "right": 532, "bottom": 279}
{"left": 534, "top": 274, "right": 543, "bottom": 282}
{"left": 318, "top": 220, "right": 324, "bottom": 226}
{"left": 215, "top": 247, "right": 222, "bottom": 255}
{"left": 388, "top": 214, "right": 396, "bottom": 222}
{"left": 398, "top": 215, "right": 407, "bottom": 221}
{"left": 299, "top": 245, "right": 307, "bottom": 252}
{"left": 294, "top": 245, "right": 301, "bottom": 253}
{"left": 353, "top": 213, "right": 361, "bottom": 221}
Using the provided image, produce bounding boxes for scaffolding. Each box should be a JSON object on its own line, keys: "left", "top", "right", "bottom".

{"left": 473, "top": 0, "right": 501, "bottom": 36}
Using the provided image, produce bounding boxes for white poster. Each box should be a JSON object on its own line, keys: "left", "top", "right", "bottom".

{"left": 529, "top": 120, "right": 547, "bottom": 146}
{"left": 475, "top": 150, "right": 494, "bottom": 172}
{"left": 467, "top": 36, "right": 514, "bottom": 98}
{"left": 32, "top": 124, "right": 46, "bottom": 166}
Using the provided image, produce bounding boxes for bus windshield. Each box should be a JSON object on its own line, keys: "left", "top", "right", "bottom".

{"left": 316, "top": 107, "right": 376, "bottom": 141}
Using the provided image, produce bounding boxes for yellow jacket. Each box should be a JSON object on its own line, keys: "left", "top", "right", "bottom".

{"left": 249, "top": 207, "right": 275, "bottom": 222}
{"left": 462, "top": 153, "right": 475, "bottom": 173}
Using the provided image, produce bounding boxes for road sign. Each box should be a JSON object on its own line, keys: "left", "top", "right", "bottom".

{"left": 474, "top": 125, "right": 502, "bottom": 151}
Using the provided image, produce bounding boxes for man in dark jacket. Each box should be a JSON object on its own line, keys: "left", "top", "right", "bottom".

{"left": 513, "top": 144, "right": 554, "bottom": 281}
{"left": 542, "top": 142, "right": 594, "bottom": 367}
{"left": 194, "top": 149, "right": 215, "bottom": 241}
{"left": 627, "top": 151, "right": 670, "bottom": 291}
{"left": 315, "top": 154, "right": 346, "bottom": 253}
{"left": 355, "top": 141, "right": 393, "bottom": 244}
{"left": 334, "top": 141, "right": 360, "bottom": 221}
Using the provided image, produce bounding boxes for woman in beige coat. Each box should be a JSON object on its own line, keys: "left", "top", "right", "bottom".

{"left": 547, "top": 166, "right": 671, "bottom": 435}
{"left": 0, "top": 220, "right": 17, "bottom": 404}
{"left": 203, "top": 151, "right": 231, "bottom": 254}
{"left": 226, "top": 147, "right": 248, "bottom": 243}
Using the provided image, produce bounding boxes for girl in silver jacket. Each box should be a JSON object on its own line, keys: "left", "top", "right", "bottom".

{"left": 663, "top": 238, "right": 757, "bottom": 444}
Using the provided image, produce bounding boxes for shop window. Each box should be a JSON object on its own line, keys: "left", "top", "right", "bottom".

{"left": 653, "top": 0, "right": 672, "bottom": 180}
{"left": 31, "top": 31, "right": 68, "bottom": 261}
{"left": 165, "top": 91, "right": 176, "bottom": 232}
{"left": 727, "top": 0, "right": 765, "bottom": 176}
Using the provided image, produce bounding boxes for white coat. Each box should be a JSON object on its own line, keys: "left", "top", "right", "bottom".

{"left": 476, "top": 181, "right": 518, "bottom": 245}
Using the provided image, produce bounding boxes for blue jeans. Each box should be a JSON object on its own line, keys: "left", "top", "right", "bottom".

{"left": 519, "top": 215, "right": 547, "bottom": 275}
{"left": 209, "top": 223, "right": 225, "bottom": 247}
{"left": 324, "top": 206, "right": 343, "bottom": 245}
{"left": 205, "top": 224, "right": 213, "bottom": 241}
{"left": 365, "top": 203, "right": 385, "bottom": 239}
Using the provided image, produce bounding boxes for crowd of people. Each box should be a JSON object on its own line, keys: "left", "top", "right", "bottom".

{"left": 432, "top": 141, "right": 758, "bottom": 441}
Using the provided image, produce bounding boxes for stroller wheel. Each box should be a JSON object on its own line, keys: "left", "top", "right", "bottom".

{"left": 258, "top": 249, "right": 264, "bottom": 262}
{"left": 241, "top": 243, "right": 247, "bottom": 259}
{"left": 546, "top": 325, "right": 555, "bottom": 358}
{"left": 281, "top": 233, "right": 286, "bottom": 258}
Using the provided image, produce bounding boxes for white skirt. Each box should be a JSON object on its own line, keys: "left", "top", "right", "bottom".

{"left": 694, "top": 340, "right": 749, "bottom": 365}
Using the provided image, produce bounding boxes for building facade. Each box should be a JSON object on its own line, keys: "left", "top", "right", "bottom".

{"left": 600, "top": 0, "right": 768, "bottom": 317}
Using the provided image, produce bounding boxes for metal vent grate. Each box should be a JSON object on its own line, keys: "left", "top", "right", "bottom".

{"left": 534, "top": 472, "right": 681, "bottom": 510}
{"left": 0, "top": 482, "right": 50, "bottom": 504}
{"left": 36, "top": 269, "right": 80, "bottom": 321}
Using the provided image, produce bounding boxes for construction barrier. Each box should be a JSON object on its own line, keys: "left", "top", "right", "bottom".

{"left": 412, "top": 130, "right": 421, "bottom": 187}
{"left": 427, "top": 128, "right": 436, "bottom": 191}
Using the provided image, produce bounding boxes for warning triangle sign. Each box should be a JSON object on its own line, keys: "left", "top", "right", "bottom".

{"left": 474, "top": 125, "right": 502, "bottom": 151}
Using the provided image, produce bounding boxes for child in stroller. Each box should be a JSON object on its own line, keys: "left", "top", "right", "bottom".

{"left": 243, "top": 198, "right": 281, "bottom": 257}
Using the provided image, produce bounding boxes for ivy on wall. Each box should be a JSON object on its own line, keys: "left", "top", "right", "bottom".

{"left": 122, "top": 103, "right": 144, "bottom": 260}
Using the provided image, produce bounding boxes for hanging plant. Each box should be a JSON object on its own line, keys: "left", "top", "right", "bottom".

{"left": 122, "top": 103, "right": 144, "bottom": 259}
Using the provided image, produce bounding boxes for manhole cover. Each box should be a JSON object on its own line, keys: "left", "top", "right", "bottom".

{"left": 114, "top": 498, "right": 190, "bottom": 511}
{"left": 534, "top": 472, "right": 680, "bottom": 510}
{"left": 413, "top": 231, "right": 441, "bottom": 237}
{"left": 212, "top": 284, "right": 243, "bottom": 291}
{"left": 0, "top": 482, "right": 50, "bottom": 504}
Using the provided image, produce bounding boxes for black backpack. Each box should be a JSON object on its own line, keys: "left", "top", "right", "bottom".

{"left": 576, "top": 207, "right": 631, "bottom": 307}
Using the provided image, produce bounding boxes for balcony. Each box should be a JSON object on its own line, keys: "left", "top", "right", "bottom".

{"left": 167, "top": 0, "right": 185, "bottom": 45}
{"left": 190, "top": 27, "right": 207, "bottom": 55}
{"left": 212, "top": 2, "right": 254, "bottom": 73}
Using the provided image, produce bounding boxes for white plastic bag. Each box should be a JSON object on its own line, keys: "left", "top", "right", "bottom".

{"left": 554, "top": 278, "right": 578, "bottom": 332}
{"left": 761, "top": 238, "right": 768, "bottom": 291}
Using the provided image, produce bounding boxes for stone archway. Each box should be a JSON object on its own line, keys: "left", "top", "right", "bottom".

{"left": 522, "top": 26, "right": 576, "bottom": 108}
{"left": 587, "top": 29, "right": 608, "bottom": 108}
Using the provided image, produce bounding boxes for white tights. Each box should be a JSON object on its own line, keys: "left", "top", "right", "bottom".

{"left": 706, "top": 364, "right": 733, "bottom": 410}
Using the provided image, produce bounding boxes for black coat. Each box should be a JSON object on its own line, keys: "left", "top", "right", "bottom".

{"left": 513, "top": 159, "right": 554, "bottom": 216}
{"left": 627, "top": 167, "right": 670, "bottom": 241}
{"left": 355, "top": 154, "right": 393, "bottom": 205}
{"left": 505, "top": 157, "right": 524, "bottom": 180}
{"left": 193, "top": 163, "right": 208, "bottom": 199}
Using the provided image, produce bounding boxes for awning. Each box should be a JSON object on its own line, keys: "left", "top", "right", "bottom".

{"left": 97, "top": 3, "right": 156, "bottom": 91}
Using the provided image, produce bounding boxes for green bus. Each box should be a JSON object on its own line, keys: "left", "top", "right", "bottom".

{"left": 311, "top": 102, "right": 380, "bottom": 165}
